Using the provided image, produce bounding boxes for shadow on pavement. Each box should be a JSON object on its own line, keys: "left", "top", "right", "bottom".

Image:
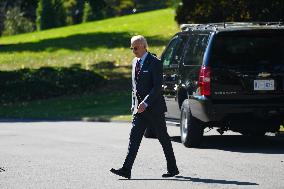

{"left": 120, "top": 175, "right": 258, "bottom": 185}
{"left": 170, "top": 135, "right": 284, "bottom": 154}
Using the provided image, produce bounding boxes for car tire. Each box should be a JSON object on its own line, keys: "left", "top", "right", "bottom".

{"left": 180, "top": 99, "right": 204, "bottom": 147}
{"left": 144, "top": 127, "right": 157, "bottom": 138}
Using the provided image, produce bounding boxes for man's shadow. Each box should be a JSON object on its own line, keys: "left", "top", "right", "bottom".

{"left": 120, "top": 175, "right": 258, "bottom": 185}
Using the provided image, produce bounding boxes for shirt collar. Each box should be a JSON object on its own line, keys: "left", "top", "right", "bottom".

{"left": 138, "top": 52, "right": 148, "bottom": 65}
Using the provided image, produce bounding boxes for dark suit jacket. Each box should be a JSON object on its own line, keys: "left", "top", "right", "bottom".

{"left": 131, "top": 53, "right": 167, "bottom": 115}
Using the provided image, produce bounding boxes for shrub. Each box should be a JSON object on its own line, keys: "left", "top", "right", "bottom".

{"left": 64, "top": 0, "right": 84, "bottom": 25}
{"left": 175, "top": 0, "right": 284, "bottom": 24}
{"left": 83, "top": 1, "right": 94, "bottom": 22}
{"left": 54, "top": 0, "right": 67, "bottom": 27}
{"left": 36, "top": 0, "right": 56, "bottom": 30}
{"left": 0, "top": 67, "right": 105, "bottom": 103}
{"left": 2, "top": 7, "right": 35, "bottom": 36}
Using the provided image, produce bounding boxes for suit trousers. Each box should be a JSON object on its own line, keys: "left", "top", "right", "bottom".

{"left": 122, "top": 111, "right": 178, "bottom": 172}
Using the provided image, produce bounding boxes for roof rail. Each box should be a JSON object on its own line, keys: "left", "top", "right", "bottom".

{"left": 180, "top": 24, "right": 200, "bottom": 31}
{"left": 180, "top": 22, "right": 284, "bottom": 31}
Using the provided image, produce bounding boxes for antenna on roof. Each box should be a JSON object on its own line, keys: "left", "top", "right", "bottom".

{"left": 222, "top": 8, "right": 226, "bottom": 28}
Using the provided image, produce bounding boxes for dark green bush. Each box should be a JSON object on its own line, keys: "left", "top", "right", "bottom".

{"left": 83, "top": 1, "right": 93, "bottom": 22}
{"left": 175, "top": 0, "right": 284, "bottom": 24}
{"left": 36, "top": 0, "right": 56, "bottom": 30}
{"left": 0, "top": 67, "right": 105, "bottom": 103}
{"left": 64, "top": 0, "right": 85, "bottom": 25}
{"left": 3, "top": 6, "right": 35, "bottom": 36}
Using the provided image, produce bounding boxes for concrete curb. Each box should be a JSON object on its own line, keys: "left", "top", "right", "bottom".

{"left": 0, "top": 118, "right": 131, "bottom": 123}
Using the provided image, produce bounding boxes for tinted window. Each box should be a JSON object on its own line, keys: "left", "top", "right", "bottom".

{"left": 210, "top": 31, "right": 284, "bottom": 71}
{"left": 174, "top": 35, "right": 189, "bottom": 64}
{"left": 183, "top": 34, "right": 210, "bottom": 65}
{"left": 162, "top": 34, "right": 189, "bottom": 67}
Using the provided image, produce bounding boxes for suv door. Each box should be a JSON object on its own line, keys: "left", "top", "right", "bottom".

{"left": 180, "top": 33, "right": 211, "bottom": 95}
{"left": 162, "top": 34, "right": 189, "bottom": 119}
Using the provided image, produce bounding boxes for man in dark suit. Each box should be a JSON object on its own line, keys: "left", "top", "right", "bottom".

{"left": 110, "top": 35, "right": 179, "bottom": 179}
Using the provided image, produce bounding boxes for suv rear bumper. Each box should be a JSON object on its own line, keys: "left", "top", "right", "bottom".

{"left": 189, "top": 97, "right": 284, "bottom": 122}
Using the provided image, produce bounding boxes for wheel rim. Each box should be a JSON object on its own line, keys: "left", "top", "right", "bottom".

{"left": 181, "top": 109, "right": 188, "bottom": 142}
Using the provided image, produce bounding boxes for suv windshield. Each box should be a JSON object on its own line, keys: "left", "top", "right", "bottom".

{"left": 210, "top": 30, "right": 284, "bottom": 72}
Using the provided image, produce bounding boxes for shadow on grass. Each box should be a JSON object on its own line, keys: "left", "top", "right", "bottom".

{"left": 0, "top": 32, "right": 169, "bottom": 52}
{"left": 91, "top": 61, "right": 132, "bottom": 91}
{"left": 170, "top": 134, "right": 284, "bottom": 154}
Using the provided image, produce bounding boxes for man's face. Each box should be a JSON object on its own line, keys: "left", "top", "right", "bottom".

{"left": 130, "top": 40, "right": 146, "bottom": 58}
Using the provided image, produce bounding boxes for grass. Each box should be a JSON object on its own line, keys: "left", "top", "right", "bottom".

{"left": 0, "top": 8, "right": 179, "bottom": 121}
{"left": 0, "top": 9, "right": 178, "bottom": 71}
{"left": 0, "top": 91, "right": 132, "bottom": 122}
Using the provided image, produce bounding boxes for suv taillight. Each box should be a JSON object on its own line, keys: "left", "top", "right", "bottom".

{"left": 198, "top": 66, "right": 211, "bottom": 96}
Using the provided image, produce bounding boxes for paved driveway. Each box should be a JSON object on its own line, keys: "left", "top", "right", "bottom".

{"left": 0, "top": 121, "right": 283, "bottom": 189}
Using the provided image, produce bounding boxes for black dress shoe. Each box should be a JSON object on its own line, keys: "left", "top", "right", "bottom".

{"left": 110, "top": 168, "right": 131, "bottom": 179}
{"left": 162, "top": 170, "right": 179, "bottom": 178}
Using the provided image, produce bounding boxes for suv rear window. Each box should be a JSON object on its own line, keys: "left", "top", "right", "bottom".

{"left": 183, "top": 34, "right": 210, "bottom": 66}
{"left": 210, "top": 30, "right": 284, "bottom": 71}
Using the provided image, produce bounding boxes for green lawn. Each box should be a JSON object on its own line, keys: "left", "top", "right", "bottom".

{"left": 0, "top": 9, "right": 178, "bottom": 71}
{"left": 0, "top": 9, "right": 179, "bottom": 121}
{"left": 280, "top": 125, "right": 284, "bottom": 132}
{"left": 0, "top": 91, "right": 132, "bottom": 122}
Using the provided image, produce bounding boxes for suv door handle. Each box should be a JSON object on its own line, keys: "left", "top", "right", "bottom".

{"left": 174, "top": 84, "right": 178, "bottom": 91}
{"left": 163, "top": 74, "right": 167, "bottom": 80}
{"left": 169, "top": 64, "right": 178, "bottom": 68}
{"left": 171, "top": 74, "right": 178, "bottom": 81}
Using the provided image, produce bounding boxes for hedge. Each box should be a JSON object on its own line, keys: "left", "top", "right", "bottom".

{"left": 0, "top": 67, "right": 105, "bottom": 103}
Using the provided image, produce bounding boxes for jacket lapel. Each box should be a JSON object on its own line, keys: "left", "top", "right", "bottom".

{"left": 132, "top": 58, "right": 138, "bottom": 114}
{"left": 137, "top": 53, "right": 151, "bottom": 81}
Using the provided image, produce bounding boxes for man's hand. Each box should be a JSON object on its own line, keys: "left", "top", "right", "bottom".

{"left": 137, "top": 102, "right": 147, "bottom": 113}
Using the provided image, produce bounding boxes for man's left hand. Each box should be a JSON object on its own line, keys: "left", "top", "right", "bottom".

{"left": 137, "top": 102, "right": 147, "bottom": 113}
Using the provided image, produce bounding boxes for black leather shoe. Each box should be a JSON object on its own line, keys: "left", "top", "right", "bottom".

{"left": 162, "top": 170, "right": 179, "bottom": 178}
{"left": 110, "top": 168, "right": 131, "bottom": 179}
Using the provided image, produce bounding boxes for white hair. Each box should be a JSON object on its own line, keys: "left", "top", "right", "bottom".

{"left": 131, "top": 35, "right": 148, "bottom": 49}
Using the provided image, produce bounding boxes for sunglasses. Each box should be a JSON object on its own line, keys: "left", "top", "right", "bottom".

{"left": 130, "top": 47, "right": 138, "bottom": 51}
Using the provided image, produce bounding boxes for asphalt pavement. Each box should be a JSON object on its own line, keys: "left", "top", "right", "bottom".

{"left": 0, "top": 121, "right": 284, "bottom": 189}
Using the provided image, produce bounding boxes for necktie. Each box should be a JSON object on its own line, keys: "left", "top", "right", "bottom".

{"left": 135, "top": 59, "right": 141, "bottom": 80}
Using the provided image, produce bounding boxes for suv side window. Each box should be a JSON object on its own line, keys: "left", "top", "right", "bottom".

{"left": 183, "top": 34, "right": 210, "bottom": 66}
{"left": 162, "top": 34, "right": 189, "bottom": 67}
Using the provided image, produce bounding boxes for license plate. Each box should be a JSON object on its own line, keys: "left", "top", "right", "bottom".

{"left": 254, "top": 80, "right": 274, "bottom": 90}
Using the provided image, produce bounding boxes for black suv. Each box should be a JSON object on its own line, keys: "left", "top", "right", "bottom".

{"left": 161, "top": 22, "right": 284, "bottom": 147}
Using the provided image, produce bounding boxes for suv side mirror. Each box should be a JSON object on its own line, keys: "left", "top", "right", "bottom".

{"left": 151, "top": 53, "right": 157, "bottom": 57}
